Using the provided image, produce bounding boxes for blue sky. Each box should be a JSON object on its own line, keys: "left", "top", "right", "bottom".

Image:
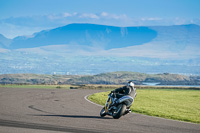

{"left": 0, "top": 0, "right": 200, "bottom": 38}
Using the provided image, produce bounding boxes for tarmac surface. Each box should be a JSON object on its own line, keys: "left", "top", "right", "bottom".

{"left": 0, "top": 87, "right": 199, "bottom": 133}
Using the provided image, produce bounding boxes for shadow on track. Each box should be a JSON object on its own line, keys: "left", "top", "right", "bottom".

{"left": 29, "top": 105, "right": 112, "bottom": 119}
{"left": 33, "top": 114, "right": 112, "bottom": 119}
{"left": 0, "top": 119, "right": 104, "bottom": 133}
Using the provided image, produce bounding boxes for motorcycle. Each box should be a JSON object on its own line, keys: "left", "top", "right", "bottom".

{"left": 100, "top": 92, "right": 134, "bottom": 119}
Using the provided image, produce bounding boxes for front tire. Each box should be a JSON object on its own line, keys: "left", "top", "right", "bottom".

{"left": 112, "top": 104, "right": 126, "bottom": 119}
{"left": 100, "top": 107, "right": 106, "bottom": 117}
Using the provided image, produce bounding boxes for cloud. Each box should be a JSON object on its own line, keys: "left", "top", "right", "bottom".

{"left": 48, "top": 12, "right": 78, "bottom": 20}
{"left": 100, "top": 12, "right": 108, "bottom": 17}
{"left": 99, "top": 12, "right": 129, "bottom": 20}
{"left": 78, "top": 13, "right": 100, "bottom": 19}
{"left": 141, "top": 17, "right": 163, "bottom": 21}
{"left": 46, "top": 12, "right": 130, "bottom": 21}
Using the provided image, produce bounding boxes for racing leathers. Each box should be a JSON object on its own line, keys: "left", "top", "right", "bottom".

{"left": 112, "top": 85, "right": 137, "bottom": 99}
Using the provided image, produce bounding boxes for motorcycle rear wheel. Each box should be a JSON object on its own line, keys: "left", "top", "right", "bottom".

{"left": 112, "top": 104, "right": 126, "bottom": 119}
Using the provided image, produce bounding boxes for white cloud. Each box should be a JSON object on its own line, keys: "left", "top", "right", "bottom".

{"left": 63, "top": 13, "right": 73, "bottom": 17}
{"left": 78, "top": 13, "right": 100, "bottom": 19}
{"left": 100, "top": 12, "right": 108, "bottom": 17}
{"left": 99, "top": 12, "right": 129, "bottom": 20}
{"left": 46, "top": 12, "right": 130, "bottom": 21}
{"left": 141, "top": 17, "right": 163, "bottom": 21}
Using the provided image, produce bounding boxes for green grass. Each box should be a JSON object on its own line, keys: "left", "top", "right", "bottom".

{"left": 0, "top": 84, "right": 73, "bottom": 89}
{"left": 88, "top": 89, "right": 200, "bottom": 124}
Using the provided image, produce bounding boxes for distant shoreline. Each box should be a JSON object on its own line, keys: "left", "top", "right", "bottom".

{"left": 142, "top": 82, "right": 200, "bottom": 87}
{"left": 0, "top": 72, "right": 200, "bottom": 86}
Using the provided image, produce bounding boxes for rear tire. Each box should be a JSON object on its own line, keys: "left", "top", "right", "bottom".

{"left": 113, "top": 104, "right": 126, "bottom": 119}
{"left": 100, "top": 107, "right": 106, "bottom": 117}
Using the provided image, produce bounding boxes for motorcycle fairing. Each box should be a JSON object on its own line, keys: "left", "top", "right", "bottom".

{"left": 105, "top": 97, "right": 113, "bottom": 113}
{"left": 117, "top": 95, "right": 134, "bottom": 107}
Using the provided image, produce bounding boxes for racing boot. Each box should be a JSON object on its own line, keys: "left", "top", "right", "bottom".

{"left": 124, "top": 109, "right": 131, "bottom": 115}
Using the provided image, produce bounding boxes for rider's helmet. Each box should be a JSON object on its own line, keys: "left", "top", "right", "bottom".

{"left": 127, "top": 81, "right": 134, "bottom": 87}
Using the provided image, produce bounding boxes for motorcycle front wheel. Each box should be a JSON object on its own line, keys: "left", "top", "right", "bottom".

{"left": 112, "top": 104, "right": 126, "bottom": 119}
{"left": 100, "top": 107, "right": 106, "bottom": 117}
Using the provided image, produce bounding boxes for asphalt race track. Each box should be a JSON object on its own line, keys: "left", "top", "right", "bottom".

{"left": 0, "top": 88, "right": 199, "bottom": 133}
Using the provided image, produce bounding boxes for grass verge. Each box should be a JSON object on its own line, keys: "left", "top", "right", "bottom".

{"left": 88, "top": 89, "right": 200, "bottom": 124}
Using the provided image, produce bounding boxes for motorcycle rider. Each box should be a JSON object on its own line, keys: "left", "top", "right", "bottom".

{"left": 111, "top": 81, "right": 137, "bottom": 113}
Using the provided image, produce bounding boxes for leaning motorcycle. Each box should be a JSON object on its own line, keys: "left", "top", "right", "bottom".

{"left": 100, "top": 92, "right": 134, "bottom": 119}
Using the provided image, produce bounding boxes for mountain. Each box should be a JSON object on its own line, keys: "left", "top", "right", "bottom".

{"left": 0, "top": 23, "right": 200, "bottom": 75}
{"left": 9, "top": 23, "right": 157, "bottom": 49}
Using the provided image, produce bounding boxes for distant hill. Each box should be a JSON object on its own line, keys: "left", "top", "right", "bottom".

{"left": 8, "top": 23, "right": 157, "bottom": 49}
{"left": 0, "top": 72, "right": 200, "bottom": 85}
{"left": 66, "top": 71, "right": 200, "bottom": 85}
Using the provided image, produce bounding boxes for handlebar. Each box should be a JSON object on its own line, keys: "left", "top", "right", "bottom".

{"left": 109, "top": 91, "right": 116, "bottom": 97}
